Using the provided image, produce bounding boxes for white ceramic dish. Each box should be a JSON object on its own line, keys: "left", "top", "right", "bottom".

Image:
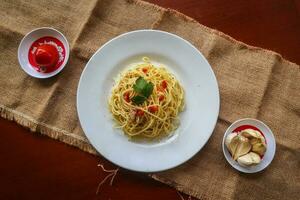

{"left": 77, "top": 30, "right": 220, "bottom": 172}
{"left": 222, "top": 118, "right": 276, "bottom": 173}
{"left": 18, "top": 27, "right": 69, "bottom": 78}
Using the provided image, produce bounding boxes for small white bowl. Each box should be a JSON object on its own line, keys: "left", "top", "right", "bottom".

{"left": 222, "top": 118, "right": 276, "bottom": 173}
{"left": 18, "top": 27, "right": 69, "bottom": 78}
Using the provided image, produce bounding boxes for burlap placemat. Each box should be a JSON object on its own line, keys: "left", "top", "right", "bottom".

{"left": 0, "top": 0, "right": 299, "bottom": 199}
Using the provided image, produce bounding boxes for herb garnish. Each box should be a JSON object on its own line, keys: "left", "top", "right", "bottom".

{"left": 131, "top": 77, "right": 153, "bottom": 105}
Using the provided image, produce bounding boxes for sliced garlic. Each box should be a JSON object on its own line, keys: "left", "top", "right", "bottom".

{"left": 225, "top": 132, "right": 238, "bottom": 154}
{"left": 249, "top": 137, "right": 260, "bottom": 145}
{"left": 237, "top": 153, "right": 253, "bottom": 166}
{"left": 252, "top": 142, "right": 267, "bottom": 156}
{"left": 225, "top": 132, "right": 237, "bottom": 147}
{"left": 240, "top": 129, "right": 266, "bottom": 144}
{"left": 232, "top": 135, "right": 251, "bottom": 160}
{"left": 240, "top": 128, "right": 267, "bottom": 156}
{"left": 237, "top": 152, "right": 261, "bottom": 166}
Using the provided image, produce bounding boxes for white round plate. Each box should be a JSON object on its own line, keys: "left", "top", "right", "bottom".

{"left": 222, "top": 118, "right": 276, "bottom": 173}
{"left": 18, "top": 27, "right": 69, "bottom": 78}
{"left": 77, "top": 30, "right": 220, "bottom": 172}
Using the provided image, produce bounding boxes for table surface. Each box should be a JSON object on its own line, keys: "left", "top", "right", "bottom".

{"left": 1, "top": 0, "right": 299, "bottom": 199}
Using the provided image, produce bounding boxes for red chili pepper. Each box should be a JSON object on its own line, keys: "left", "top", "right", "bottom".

{"left": 148, "top": 105, "right": 159, "bottom": 113}
{"left": 161, "top": 80, "right": 168, "bottom": 89}
{"left": 159, "top": 95, "right": 165, "bottom": 101}
{"left": 157, "top": 86, "right": 164, "bottom": 92}
{"left": 142, "top": 67, "right": 148, "bottom": 73}
{"left": 135, "top": 109, "right": 144, "bottom": 116}
{"left": 123, "top": 91, "right": 130, "bottom": 102}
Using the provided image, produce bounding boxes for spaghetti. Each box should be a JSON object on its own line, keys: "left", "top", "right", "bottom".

{"left": 108, "top": 57, "right": 185, "bottom": 139}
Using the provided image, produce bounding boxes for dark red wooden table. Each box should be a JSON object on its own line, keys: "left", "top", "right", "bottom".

{"left": 1, "top": 0, "right": 299, "bottom": 199}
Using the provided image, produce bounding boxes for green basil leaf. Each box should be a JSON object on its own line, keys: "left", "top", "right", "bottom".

{"left": 133, "top": 77, "right": 148, "bottom": 93}
{"left": 142, "top": 82, "right": 153, "bottom": 98}
{"left": 131, "top": 95, "right": 146, "bottom": 105}
{"left": 132, "top": 77, "right": 154, "bottom": 104}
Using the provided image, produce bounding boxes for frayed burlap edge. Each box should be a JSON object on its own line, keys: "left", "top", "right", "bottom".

{"left": 0, "top": 104, "right": 97, "bottom": 155}
{"left": 1, "top": 1, "right": 299, "bottom": 199}
{"left": 150, "top": 174, "right": 206, "bottom": 200}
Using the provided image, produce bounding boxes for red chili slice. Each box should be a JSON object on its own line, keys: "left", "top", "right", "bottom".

{"left": 148, "top": 105, "right": 159, "bottom": 113}
{"left": 123, "top": 91, "right": 130, "bottom": 102}
{"left": 161, "top": 80, "right": 168, "bottom": 89}
{"left": 159, "top": 95, "right": 165, "bottom": 101}
{"left": 142, "top": 67, "right": 148, "bottom": 73}
{"left": 135, "top": 109, "right": 145, "bottom": 116}
{"left": 157, "top": 86, "right": 164, "bottom": 92}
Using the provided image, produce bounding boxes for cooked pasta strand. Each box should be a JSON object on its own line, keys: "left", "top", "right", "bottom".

{"left": 108, "top": 57, "right": 185, "bottom": 139}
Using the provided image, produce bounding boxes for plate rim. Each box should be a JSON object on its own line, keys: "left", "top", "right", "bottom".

{"left": 77, "top": 29, "right": 220, "bottom": 172}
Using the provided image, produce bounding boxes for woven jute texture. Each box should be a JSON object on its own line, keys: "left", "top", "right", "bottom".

{"left": 0, "top": 0, "right": 299, "bottom": 199}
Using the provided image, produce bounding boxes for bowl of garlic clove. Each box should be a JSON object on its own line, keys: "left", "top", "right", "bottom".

{"left": 222, "top": 118, "right": 276, "bottom": 173}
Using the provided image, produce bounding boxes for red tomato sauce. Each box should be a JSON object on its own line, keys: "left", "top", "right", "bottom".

{"left": 28, "top": 36, "right": 65, "bottom": 73}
